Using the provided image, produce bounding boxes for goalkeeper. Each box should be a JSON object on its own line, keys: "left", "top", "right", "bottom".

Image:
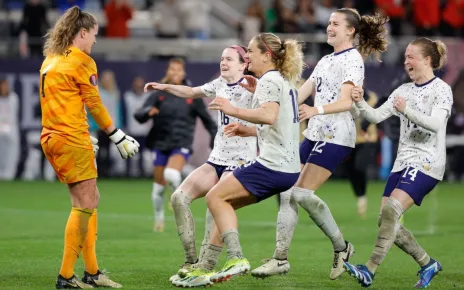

{"left": 39, "top": 6, "right": 139, "bottom": 289}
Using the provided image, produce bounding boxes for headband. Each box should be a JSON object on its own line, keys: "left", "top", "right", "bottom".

{"left": 259, "top": 35, "right": 281, "bottom": 59}
{"left": 230, "top": 45, "right": 249, "bottom": 66}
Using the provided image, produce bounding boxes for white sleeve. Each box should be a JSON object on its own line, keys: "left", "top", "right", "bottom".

{"left": 200, "top": 78, "right": 220, "bottom": 98}
{"left": 341, "top": 55, "right": 364, "bottom": 86}
{"left": 432, "top": 84, "right": 453, "bottom": 117}
{"left": 356, "top": 89, "right": 397, "bottom": 124}
{"left": 403, "top": 107, "right": 448, "bottom": 133}
{"left": 255, "top": 78, "right": 281, "bottom": 105}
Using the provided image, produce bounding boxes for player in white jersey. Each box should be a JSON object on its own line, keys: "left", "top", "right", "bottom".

{"left": 251, "top": 8, "right": 389, "bottom": 280}
{"left": 193, "top": 33, "right": 304, "bottom": 285}
{"left": 144, "top": 46, "right": 257, "bottom": 285}
{"left": 345, "top": 38, "right": 452, "bottom": 289}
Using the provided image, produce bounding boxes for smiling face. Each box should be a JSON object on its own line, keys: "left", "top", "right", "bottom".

{"left": 166, "top": 61, "right": 186, "bottom": 85}
{"left": 404, "top": 44, "right": 430, "bottom": 82}
{"left": 326, "top": 12, "right": 355, "bottom": 48}
{"left": 220, "top": 48, "right": 246, "bottom": 79}
{"left": 246, "top": 38, "right": 269, "bottom": 75}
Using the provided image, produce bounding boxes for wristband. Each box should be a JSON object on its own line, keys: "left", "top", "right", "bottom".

{"left": 317, "top": 105, "right": 324, "bottom": 115}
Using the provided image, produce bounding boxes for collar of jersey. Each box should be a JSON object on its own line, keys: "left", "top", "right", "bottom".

{"left": 227, "top": 77, "right": 244, "bottom": 87}
{"left": 334, "top": 47, "right": 355, "bottom": 56}
{"left": 414, "top": 76, "right": 437, "bottom": 87}
{"left": 259, "top": 69, "right": 278, "bottom": 79}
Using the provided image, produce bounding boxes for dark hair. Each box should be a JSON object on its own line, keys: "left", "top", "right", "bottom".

{"left": 161, "top": 58, "right": 186, "bottom": 84}
{"left": 410, "top": 38, "right": 448, "bottom": 70}
{"left": 336, "top": 8, "right": 389, "bottom": 61}
{"left": 43, "top": 6, "right": 97, "bottom": 56}
{"left": 253, "top": 33, "right": 306, "bottom": 85}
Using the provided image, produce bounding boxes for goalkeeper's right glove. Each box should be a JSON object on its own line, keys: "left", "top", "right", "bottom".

{"left": 108, "top": 128, "right": 140, "bottom": 159}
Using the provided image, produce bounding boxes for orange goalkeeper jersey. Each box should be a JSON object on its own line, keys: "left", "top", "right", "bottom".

{"left": 40, "top": 46, "right": 113, "bottom": 149}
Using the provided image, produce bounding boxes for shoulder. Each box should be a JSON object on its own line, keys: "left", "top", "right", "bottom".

{"left": 259, "top": 70, "right": 284, "bottom": 84}
{"left": 68, "top": 48, "right": 97, "bottom": 72}
{"left": 433, "top": 78, "right": 452, "bottom": 92}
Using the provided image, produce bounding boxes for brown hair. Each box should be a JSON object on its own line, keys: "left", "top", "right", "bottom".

{"left": 253, "top": 33, "right": 306, "bottom": 85}
{"left": 336, "top": 8, "right": 389, "bottom": 61}
{"left": 161, "top": 58, "right": 186, "bottom": 84}
{"left": 43, "top": 6, "right": 97, "bottom": 56}
{"left": 410, "top": 38, "right": 448, "bottom": 70}
{"left": 230, "top": 45, "right": 250, "bottom": 75}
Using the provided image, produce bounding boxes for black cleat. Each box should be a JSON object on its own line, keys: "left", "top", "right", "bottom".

{"left": 56, "top": 274, "right": 93, "bottom": 289}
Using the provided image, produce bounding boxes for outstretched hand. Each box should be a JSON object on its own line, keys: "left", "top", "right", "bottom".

{"left": 239, "top": 75, "right": 258, "bottom": 93}
{"left": 144, "top": 82, "right": 168, "bottom": 92}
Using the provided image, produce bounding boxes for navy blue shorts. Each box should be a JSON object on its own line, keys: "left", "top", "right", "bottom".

{"left": 153, "top": 148, "right": 191, "bottom": 166}
{"left": 233, "top": 160, "right": 299, "bottom": 202}
{"left": 299, "top": 139, "right": 352, "bottom": 173}
{"left": 383, "top": 167, "right": 439, "bottom": 206}
{"left": 206, "top": 161, "right": 237, "bottom": 179}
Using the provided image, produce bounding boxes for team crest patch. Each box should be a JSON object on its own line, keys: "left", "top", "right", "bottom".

{"left": 89, "top": 74, "right": 98, "bottom": 86}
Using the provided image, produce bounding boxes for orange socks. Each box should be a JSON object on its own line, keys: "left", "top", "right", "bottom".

{"left": 83, "top": 209, "right": 99, "bottom": 275}
{"left": 59, "top": 207, "right": 93, "bottom": 279}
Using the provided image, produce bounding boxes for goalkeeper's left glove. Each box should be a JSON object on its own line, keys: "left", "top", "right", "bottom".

{"left": 108, "top": 128, "right": 140, "bottom": 159}
{"left": 90, "top": 136, "right": 99, "bottom": 155}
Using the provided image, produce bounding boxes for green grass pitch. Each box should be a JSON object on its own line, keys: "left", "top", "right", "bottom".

{"left": 1, "top": 180, "right": 463, "bottom": 289}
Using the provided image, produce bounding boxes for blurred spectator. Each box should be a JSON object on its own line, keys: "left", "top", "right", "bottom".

{"left": 375, "top": 0, "right": 406, "bottom": 36}
{"left": 296, "top": 0, "right": 316, "bottom": 33}
{"left": 441, "top": 0, "right": 464, "bottom": 37}
{"left": 239, "top": 0, "right": 266, "bottom": 42}
{"left": 179, "top": 0, "right": 212, "bottom": 40}
{"left": 57, "top": 0, "right": 86, "bottom": 11}
{"left": 270, "top": 0, "right": 299, "bottom": 33}
{"left": 315, "top": 0, "right": 337, "bottom": 31}
{"left": 152, "top": 0, "right": 182, "bottom": 38}
{"left": 104, "top": 0, "right": 134, "bottom": 38}
{"left": 0, "top": 78, "right": 19, "bottom": 180}
{"left": 91, "top": 70, "right": 125, "bottom": 177}
{"left": 124, "top": 76, "right": 152, "bottom": 177}
{"left": 352, "top": 0, "right": 376, "bottom": 15}
{"left": 347, "top": 89, "right": 378, "bottom": 217}
{"left": 18, "top": 0, "right": 49, "bottom": 58}
{"left": 134, "top": 58, "right": 217, "bottom": 231}
{"left": 412, "top": 0, "right": 440, "bottom": 36}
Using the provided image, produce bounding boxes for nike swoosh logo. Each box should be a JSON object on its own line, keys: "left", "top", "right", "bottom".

{"left": 277, "top": 262, "right": 288, "bottom": 267}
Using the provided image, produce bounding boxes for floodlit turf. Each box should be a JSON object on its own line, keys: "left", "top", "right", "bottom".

{"left": 1, "top": 179, "right": 463, "bottom": 289}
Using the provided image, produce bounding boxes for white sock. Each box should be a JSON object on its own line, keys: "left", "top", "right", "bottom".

{"left": 273, "top": 188, "right": 298, "bottom": 260}
{"left": 293, "top": 187, "right": 346, "bottom": 252}
{"left": 152, "top": 182, "right": 165, "bottom": 222}
{"left": 164, "top": 168, "right": 182, "bottom": 189}
{"left": 171, "top": 189, "right": 197, "bottom": 263}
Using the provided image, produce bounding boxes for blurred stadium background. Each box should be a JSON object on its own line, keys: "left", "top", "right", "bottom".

{"left": 0, "top": 1, "right": 464, "bottom": 289}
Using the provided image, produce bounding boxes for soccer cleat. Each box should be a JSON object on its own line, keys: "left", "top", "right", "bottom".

{"left": 82, "top": 270, "right": 122, "bottom": 288}
{"left": 251, "top": 258, "right": 290, "bottom": 279}
{"left": 168, "top": 261, "right": 198, "bottom": 282}
{"left": 414, "top": 258, "right": 442, "bottom": 288}
{"left": 330, "top": 241, "right": 355, "bottom": 280}
{"left": 344, "top": 262, "right": 374, "bottom": 288}
{"left": 172, "top": 268, "right": 215, "bottom": 287}
{"left": 56, "top": 275, "right": 93, "bottom": 289}
{"left": 209, "top": 257, "right": 250, "bottom": 283}
{"left": 154, "top": 220, "right": 165, "bottom": 232}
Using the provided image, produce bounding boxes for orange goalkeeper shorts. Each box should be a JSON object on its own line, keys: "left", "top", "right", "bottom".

{"left": 42, "top": 136, "right": 97, "bottom": 184}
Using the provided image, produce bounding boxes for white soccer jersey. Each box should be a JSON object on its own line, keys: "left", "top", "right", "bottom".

{"left": 358, "top": 77, "right": 453, "bottom": 180}
{"left": 254, "top": 70, "right": 300, "bottom": 173}
{"left": 201, "top": 77, "right": 257, "bottom": 167}
{"left": 303, "top": 48, "right": 364, "bottom": 148}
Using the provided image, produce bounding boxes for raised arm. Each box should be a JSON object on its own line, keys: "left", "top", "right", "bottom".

{"left": 352, "top": 86, "right": 395, "bottom": 124}
{"left": 144, "top": 82, "right": 206, "bottom": 99}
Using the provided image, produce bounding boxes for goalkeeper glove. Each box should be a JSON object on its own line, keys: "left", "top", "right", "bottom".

{"left": 90, "top": 136, "right": 99, "bottom": 155}
{"left": 108, "top": 128, "right": 140, "bottom": 159}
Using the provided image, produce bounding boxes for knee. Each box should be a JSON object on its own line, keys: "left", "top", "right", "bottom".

{"left": 293, "top": 187, "right": 325, "bottom": 210}
{"left": 164, "top": 168, "right": 182, "bottom": 187}
{"left": 171, "top": 189, "right": 191, "bottom": 208}
{"left": 205, "top": 191, "right": 218, "bottom": 209}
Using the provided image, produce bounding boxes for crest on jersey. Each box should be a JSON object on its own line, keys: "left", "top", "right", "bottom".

{"left": 422, "top": 95, "right": 429, "bottom": 103}
{"left": 89, "top": 74, "right": 98, "bottom": 86}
